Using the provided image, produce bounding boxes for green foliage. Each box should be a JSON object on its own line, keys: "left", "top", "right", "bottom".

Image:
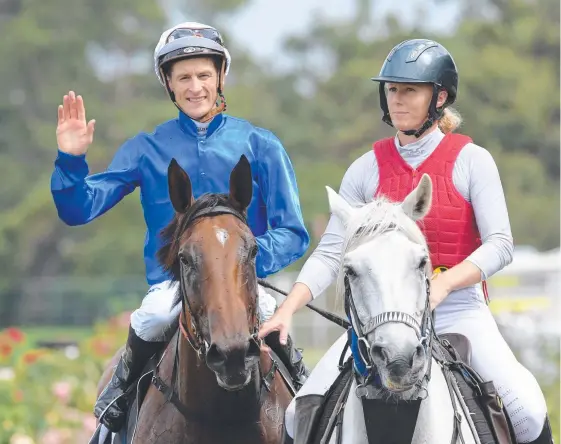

{"left": 0, "top": 0, "right": 558, "bottom": 320}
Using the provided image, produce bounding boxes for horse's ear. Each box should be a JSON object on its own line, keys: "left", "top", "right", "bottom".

{"left": 400, "top": 173, "right": 433, "bottom": 221}
{"left": 168, "top": 158, "right": 194, "bottom": 213}
{"left": 229, "top": 155, "right": 253, "bottom": 212}
{"left": 326, "top": 186, "right": 353, "bottom": 228}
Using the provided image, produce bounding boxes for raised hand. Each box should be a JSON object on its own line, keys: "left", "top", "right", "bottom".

{"left": 56, "top": 91, "right": 96, "bottom": 156}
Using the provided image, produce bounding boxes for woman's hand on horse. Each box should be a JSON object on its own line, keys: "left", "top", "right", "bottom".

{"left": 429, "top": 274, "right": 452, "bottom": 310}
{"left": 258, "top": 306, "right": 293, "bottom": 345}
{"left": 56, "top": 91, "right": 96, "bottom": 156}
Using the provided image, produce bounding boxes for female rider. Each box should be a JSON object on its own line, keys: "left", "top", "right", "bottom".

{"left": 260, "top": 39, "right": 553, "bottom": 443}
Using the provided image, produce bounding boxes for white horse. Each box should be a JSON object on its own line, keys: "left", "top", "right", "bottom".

{"left": 286, "top": 174, "right": 480, "bottom": 444}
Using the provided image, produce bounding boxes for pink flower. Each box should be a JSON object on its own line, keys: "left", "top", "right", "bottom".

{"left": 83, "top": 415, "right": 97, "bottom": 433}
{"left": 12, "top": 389, "right": 24, "bottom": 402}
{"left": 40, "top": 429, "right": 65, "bottom": 444}
{"left": 52, "top": 381, "right": 72, "bottom": 404}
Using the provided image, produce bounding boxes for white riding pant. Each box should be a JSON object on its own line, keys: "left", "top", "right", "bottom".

{"left": 285, "top": 286, "right": 548, "bottom": 443}
{"left": 130, "top": 280, "right": 277, "bottom": 343}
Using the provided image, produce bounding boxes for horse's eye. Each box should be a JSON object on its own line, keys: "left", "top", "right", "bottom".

{"left": 345, "top": 265, "right": 357, "bottom": 278}
{"left": 179, "top": 254, "right": 191, "bottom": 267}
{"left": 418, "top": 256, "right": 427, "bottom": 270}
{"left": 249, "top": 245, "right": 258, "bottom": 259}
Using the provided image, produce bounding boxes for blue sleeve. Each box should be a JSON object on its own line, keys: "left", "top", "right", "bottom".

{"left": 50, "top": 139, "right": 141, "bottom": 226}
{"left": 254, "top": 132, "right": 310, "bottom": 277}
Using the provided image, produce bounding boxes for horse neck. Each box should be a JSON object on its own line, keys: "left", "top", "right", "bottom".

{"left": 176, "top": 332, "right": 263, "bottom": 421}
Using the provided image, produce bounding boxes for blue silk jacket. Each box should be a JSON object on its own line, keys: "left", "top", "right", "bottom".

{"left": 51, "top": 112, "right": 310, "bottom": 285}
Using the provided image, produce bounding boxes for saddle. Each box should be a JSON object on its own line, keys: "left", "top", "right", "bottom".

{"left": 293, "top": 333, "right": 517, "bottom": 444}
{"left": 89, "top": 327, "right": 296, "bottom": 444}
{"left": 434, "top": 333, "right": 517, "bottom": 444}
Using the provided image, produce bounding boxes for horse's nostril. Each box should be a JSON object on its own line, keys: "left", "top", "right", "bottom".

{"left": 206, "top": 343, "right": 227, "bottom": 369}
{"left": 372, "top": 344, "right": 390, "bottom": 363}
{"left": 411, "top": 344, "right": 424, "bottom": 366}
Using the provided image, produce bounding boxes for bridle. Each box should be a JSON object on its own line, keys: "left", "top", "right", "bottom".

{"left": 148, "top": 202, "right": 288, "bottom": 425}
{"left": 342, "top": 225, "right": 434, "bottom": 384}
{"left": 344, "top": 272, "right": 433, "bottom": 373}
{"left": 176, "top": 204, "right": 262, "bottom": 358}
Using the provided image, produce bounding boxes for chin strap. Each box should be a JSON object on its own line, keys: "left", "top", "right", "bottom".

{"left": 401, "top": 114, "right": 437, "bottom": 139}
{"left": 196, "top": 91, "right": 226, "bottom": 123}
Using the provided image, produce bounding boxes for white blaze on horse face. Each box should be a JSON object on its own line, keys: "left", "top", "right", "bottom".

{"left": 214, "top": 227, "right": 229, "bottom": 247}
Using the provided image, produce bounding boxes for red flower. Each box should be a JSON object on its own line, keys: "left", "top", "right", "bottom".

{"left": 91, "top": 339, "right": 111, "bottom": 357}
{"left": 22, "top": 350, "right": 41, "bottom": 365}
{"left": 5, "top": 327, "right": 24, "bottom": 343}
{"left": 0, "top": 343, "right": 13, "bottom": 357}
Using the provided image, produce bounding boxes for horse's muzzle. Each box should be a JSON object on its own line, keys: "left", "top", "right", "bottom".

{"left": 371, "top": 339, "right": 426, "bottom": 390}
{"left": 206, "top": 335, "right": 261, "bottom": 390}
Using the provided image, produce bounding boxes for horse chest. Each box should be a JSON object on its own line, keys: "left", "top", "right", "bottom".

{"left": 335, "top": 371, "right": 477, "bottom": 444}
{"left": 134, "top": 400, "right": 279, "bottom": 444}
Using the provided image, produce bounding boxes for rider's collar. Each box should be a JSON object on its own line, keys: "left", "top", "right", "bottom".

{"left": 178, "top": 110, "right": 224, "bottom": 138}
{"left": 394, "top": 126, "right": 443, "bottom": 153}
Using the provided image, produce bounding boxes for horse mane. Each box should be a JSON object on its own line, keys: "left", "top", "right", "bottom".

{"left": 156, "top": 193, "right": 234, "bottom": 308}
{"left": 335, "top": 196, "right": 430, "bottom": 305}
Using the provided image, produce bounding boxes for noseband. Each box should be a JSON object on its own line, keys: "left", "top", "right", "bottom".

{"left": 176, "top": 204, "right": 261, "bottom": 357}
{"left": 344, "top": 273, "right": 433, "bottom": 372}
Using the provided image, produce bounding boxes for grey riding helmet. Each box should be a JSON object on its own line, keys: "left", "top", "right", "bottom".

{"left": 154, "top": 24, "right": 231, "bottom": 101}
{"left": 371, "top": 39, "right": 459, "bottom": 137}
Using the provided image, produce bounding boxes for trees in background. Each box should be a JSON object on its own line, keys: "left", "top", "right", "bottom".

{"left": 0, "top": 0, "right": 558, "bottom": 324}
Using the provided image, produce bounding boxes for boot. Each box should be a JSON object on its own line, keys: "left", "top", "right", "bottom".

{"left": 94, "top": 326, "right": 165, "bottom": 432}
{"left": 529, "top": 416, "right": 554, "bottom": 444}
{"left": 266, "top": 331, "right": 310, "bottom": 390}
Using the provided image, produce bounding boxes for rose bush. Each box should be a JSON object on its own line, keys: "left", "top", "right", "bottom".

{"left": 0, "top": 313, "right": 129, "bottom": 443}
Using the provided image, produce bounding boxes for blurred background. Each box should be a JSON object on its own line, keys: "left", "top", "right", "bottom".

{"left": 0, "top": 0, "right": 559, "bottom": 442}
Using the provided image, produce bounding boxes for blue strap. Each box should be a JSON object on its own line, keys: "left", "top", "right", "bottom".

{"left": 350, "top": 328, "right": 383, "bottom": 387}
{"left": 350, "top": 329, "right": 369, "bottom": 376}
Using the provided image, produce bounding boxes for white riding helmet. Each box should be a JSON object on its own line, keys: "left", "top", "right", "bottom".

{"left": 153, "top": 21, "right": 231, "bottom": 88}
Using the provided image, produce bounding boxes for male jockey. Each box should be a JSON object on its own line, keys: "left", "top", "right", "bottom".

{"left": 51, "top": 22, "right": 310, "bottom": 432}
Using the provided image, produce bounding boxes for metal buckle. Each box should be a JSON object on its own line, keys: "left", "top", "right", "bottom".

{"left": 151, "top": 375, "right": 164, "bottom": 393}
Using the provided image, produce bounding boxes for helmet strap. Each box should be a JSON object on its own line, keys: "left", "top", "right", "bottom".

{"left": 401, "top": 85, "right": 444, "bottom": 138}
{"left": 379, "top": 83, "right": 394, "bottom": 127}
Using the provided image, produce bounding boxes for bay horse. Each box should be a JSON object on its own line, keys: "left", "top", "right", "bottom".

{"left": 95, "top": 155, "right": 294, "bottom": 444}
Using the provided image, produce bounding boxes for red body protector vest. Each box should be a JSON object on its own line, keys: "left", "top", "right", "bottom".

{"left": 373, "top": 133, "right": 488, "bottom": 301}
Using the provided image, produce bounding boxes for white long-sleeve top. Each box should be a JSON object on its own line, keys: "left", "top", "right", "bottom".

{"left": 296, "top": 128, "right": 514, "bottom": 303}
